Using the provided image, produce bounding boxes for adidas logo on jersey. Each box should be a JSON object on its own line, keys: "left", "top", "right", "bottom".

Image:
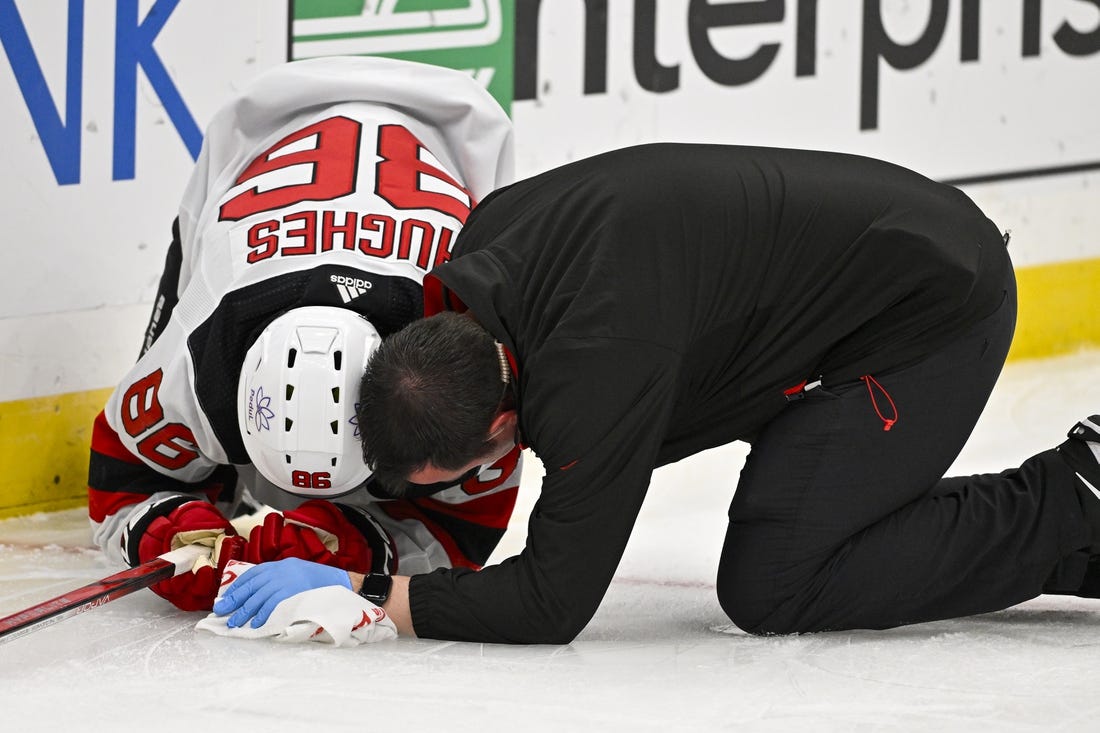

{"left": 330, "top": 274, "right": 373, "bottom": 303}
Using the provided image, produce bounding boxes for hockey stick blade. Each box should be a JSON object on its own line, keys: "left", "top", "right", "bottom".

{"left": 0, "top": 544, "right": 208, "bottom": 645}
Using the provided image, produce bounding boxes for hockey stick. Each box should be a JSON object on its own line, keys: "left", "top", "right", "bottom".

{"left": 0, "top": 544, "right": 208, "bottom": 645}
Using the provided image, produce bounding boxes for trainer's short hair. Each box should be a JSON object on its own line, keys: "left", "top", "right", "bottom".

{"left": 357, "top": 312, "right": 503, "bottom": 492}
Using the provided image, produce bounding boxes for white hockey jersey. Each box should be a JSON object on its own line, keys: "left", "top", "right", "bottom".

{"left": 88, "top": 56, "right": 521, "bottom": 576}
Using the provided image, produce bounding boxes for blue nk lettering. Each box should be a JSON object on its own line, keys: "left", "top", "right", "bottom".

{"left": 0, "top": 0, "right": 201, "bottom": 185}
{"left": 0, "top": 0, "right": 84, "bottom": 185}
{"left": 113, "top": 0, "right": 201, "bottom": 180}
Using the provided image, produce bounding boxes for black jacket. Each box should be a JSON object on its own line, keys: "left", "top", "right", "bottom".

{"left": 410, "top": 144, "right": 1012, "bottom": 643}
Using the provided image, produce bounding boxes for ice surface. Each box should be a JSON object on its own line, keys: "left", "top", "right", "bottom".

{"left": 3, "top": 350, "right": 1100, "bottom": 732}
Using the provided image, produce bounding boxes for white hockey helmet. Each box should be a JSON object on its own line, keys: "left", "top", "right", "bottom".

{"left": 238, "top": 306, "right": 382, "bottom": 497}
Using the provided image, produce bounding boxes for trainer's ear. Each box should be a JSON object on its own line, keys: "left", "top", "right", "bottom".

{"left": 487, "top": 409, "right": 518, "bottom": 443}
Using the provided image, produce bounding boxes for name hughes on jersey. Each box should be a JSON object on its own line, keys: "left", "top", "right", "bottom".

{"left": 241, "top": 208, "right": 459, "bottom": 272}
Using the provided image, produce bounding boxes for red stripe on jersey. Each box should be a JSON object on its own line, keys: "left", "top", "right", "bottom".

{"left": 87, "top": 484, "right": 223, "bottom": 524}
{"left": 423, "top": 273, "right": 468, "bottom": 317}
{"left": 90, "top": 410, "right": 143, "bottom": 464}
{"left": 379, "top": 501, "right": 481, "bottom": 570}
{"left": 87, "top": 487, "right": 150, "bottom": 524}
{"left": 414, "top": 485, "right": 518, "bottom": 531}
{"left": 423, "top": 274, "right": 445, "bottom": 316}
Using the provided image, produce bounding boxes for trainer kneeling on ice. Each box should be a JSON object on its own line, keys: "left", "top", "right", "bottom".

{"left": 87, "top": 56, "right": 520, "bottom": 643}
{"left": 214, "top": 143, "right": 1100, "bottom": 643}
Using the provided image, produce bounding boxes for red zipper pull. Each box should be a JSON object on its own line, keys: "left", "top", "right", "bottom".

{"left": 861, "top": 374, "right": 898, "bottom": 431}
{"left": 783, "top": 380, "right": 808, "bottom": 401}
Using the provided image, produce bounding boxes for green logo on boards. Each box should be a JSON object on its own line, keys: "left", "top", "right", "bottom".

{"left": 290, "top": 1, "right": 514, "bottom": 113}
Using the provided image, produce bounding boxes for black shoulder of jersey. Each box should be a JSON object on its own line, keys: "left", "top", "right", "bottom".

{"left": 187, "top": 265, "right": 423, "bottom": 462}
{"left": 139, "top": 218, "right": 184, "bottom": 359}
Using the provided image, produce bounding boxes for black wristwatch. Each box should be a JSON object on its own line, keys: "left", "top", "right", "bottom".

{"left": 358, "top": 573, "right": 393, "bottom": 605}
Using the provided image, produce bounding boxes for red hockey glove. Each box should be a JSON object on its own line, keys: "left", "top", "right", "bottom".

{"left": 244, "top": 500, "right": 377, "bottom": 574}
{"left": 126, "top": 499, "right": 244, "bottom": 611}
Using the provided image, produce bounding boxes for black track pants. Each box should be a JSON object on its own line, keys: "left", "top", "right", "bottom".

{"left": 717, "top": 277, "right": 1094, "bottom": 633}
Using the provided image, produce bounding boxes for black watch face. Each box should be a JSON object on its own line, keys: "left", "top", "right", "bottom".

{"left": 361, "top": 573, "right": 392, "bottom": 603}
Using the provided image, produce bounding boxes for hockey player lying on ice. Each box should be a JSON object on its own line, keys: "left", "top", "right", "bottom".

{"left": 87, "top": 56, "right": 519, "bottom": 614}
{"left": 215, "top": 143, "right": 1100, "bottom": 643}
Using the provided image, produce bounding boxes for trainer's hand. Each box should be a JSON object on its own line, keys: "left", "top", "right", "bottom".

{"left": 213, "top": 557, "right": 351, "bottom": 629}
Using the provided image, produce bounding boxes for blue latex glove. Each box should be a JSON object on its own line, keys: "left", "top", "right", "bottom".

{"left": 213, "top": 557, "right": 352, "bottom": 629}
